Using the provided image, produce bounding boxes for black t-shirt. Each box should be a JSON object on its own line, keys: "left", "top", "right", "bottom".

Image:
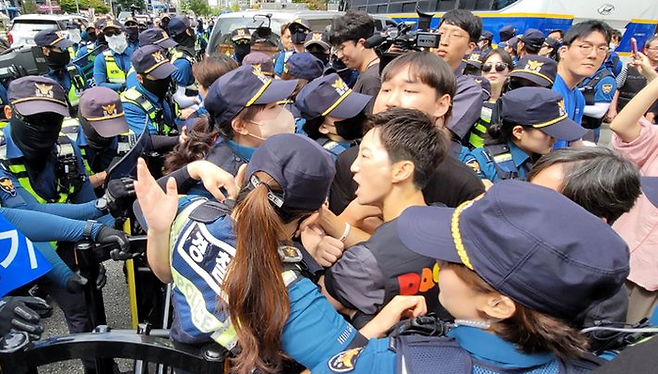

{"left": 328, "top": 146, "right": 485, "bottom": 215}
{"left": 352, "top": 63, "right": 381, "bottom": 115}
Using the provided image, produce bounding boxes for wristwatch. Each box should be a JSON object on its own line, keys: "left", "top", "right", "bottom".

{"left": 95, "top": 197, "right": 108, "bottom": 213}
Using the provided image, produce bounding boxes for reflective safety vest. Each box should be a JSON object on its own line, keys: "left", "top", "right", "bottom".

{"left": 103, "top": 50, "right": 127, "bottom": 85}
{"left": 468, "top": 101, "right": 496, "bottom": 149}
{"left": 121, "top": 88, "right": 172, "bottom": 135}
{"left": 171, "top": 50, "right": 199, "bottom": 96}
{"left": 0, "top": 135, "right": 85, "bottom": 204}
{"left": 65, "top": 65, "right": 86, "bottom": 110}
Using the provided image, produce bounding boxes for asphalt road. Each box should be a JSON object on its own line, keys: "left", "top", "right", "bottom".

{"left": 35, "top": 125, "right": 614, "bottom": 373}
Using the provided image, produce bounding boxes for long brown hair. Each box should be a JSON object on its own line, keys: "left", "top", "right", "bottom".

{"left": 223, "top": 173, "right": 307, "bottom": 374}
{"left": 443, "top": 262, "right": 589, "bottom": 360}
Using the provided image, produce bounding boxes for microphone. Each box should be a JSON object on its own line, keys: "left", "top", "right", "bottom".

{"left": 364, "top": 34, "right": 386, "bottom": 49}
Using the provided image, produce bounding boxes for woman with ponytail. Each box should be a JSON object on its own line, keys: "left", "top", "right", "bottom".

{"left": 462, "top": 87, "right": 587, "bottom": 185}
{"left": 135, "top": 133, "right": 426, "bottom": 374}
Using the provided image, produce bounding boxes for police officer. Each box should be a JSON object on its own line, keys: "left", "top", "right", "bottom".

{"left": 125, "top": 16, "right": 140, "bottom": 52}
{"left": 274, "top": 18, "right": 311, "bottom": 77}
{"left": 295, "top": 73, "right": 371, "bottom": 160}
{"left": 304, "top": 31, "right": 331, "bottom": 66}
{"left": 168, "top": 15, "right": 199, "bottom": 109}
{"left": 35, "top": 29, "right": 88, "bottom": 117}
{"left": 230, "top": 27, "right": 251, "bottom": 65}
{"left": 126, "top": 28, "right": 178, "bottom": 90}
{"left": 122, "top": 45, "right": 181, "bottom": 152}
{"left": 312, "top": 180, "right": 629, "bottom": 374}
{"left": 93, "top": 19, "right": 132, "bottom": 92}
{"left": 578, "top": 61, "right": 617, "bottom": 142}
{"left": 78, "top": 87, "right": 135, "bottom": 188}
{"left": 0, "top": 296, "right": 51, "bottom": 342}
{"left": 463, "top": 88, "right": 587, "bottom": 183}
{"left": 478, "top": 30, "right": 493, "bottom": 55}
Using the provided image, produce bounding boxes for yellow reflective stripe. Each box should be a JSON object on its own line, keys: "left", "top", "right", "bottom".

{"left": 322, "top": 89, "right": 352, "bottom": 117}
{"left": 11, "top": 97, "right": 68, "bottom": 107}
{"left": 532, "top": 113, "right": 568, "bottom": 129}
{"left": 245, "top": 79, "right": 272, "bottom": 107}
{"left": 105, "top": 51, "right": 126, "bottom": 84}
{"left": 451, "top": 195, "right": 484, "bottom": 270}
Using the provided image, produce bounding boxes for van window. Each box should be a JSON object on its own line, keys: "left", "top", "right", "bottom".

{"left": 11, "top": 20, "right": 59, "bottom": 33}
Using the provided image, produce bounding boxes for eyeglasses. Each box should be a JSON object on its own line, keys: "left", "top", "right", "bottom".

{"left": 104, "top": 29, "right": 122, "bottom": 37}
{"left": 482, "top": 62, "right": 509, "bottom": 73}
{"left": 646, "top": 47, "right": 658, "bottom": 52}
{"left": 573, "top": 43, "right": 609, "bottom": 56}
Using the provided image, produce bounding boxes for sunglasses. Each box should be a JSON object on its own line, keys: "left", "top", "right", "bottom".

{"left": 104, "top": 29, "right": 122, "bottom": 37}
{"left": 482, "top": 62, "right": 509, "bottom": 73}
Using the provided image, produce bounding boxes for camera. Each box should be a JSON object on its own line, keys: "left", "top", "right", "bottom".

{"left": 0, "top": 46, "right": 49, "bottom": 81}
{"left": 364, "top": 8, "right": 439, "bottom": 54}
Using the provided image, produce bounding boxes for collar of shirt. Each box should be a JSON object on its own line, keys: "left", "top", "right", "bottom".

{"left": 227, "top": 139, "right": 256, "bottom": 161}
{"left": 4, "top": 124, "right": 25, "bottom": 159}
{"left": 507, "top": 140, "right": 531, "bottom": 169}
{"left": 447, "top": 325, "right": 555, "bottom": 368}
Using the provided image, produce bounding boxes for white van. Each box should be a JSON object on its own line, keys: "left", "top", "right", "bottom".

{"left": 8, "top": 14, "right": 89, "bottom": 48}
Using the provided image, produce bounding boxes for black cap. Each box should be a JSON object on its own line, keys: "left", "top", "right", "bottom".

{"left": 98, "top": 19, "right": 123, "bottom": 32}
{"left": 507, "top": 36, "right": 519, "bottom": 49}
{"left": 168, "top": 16, "right": 191, "bottom": 37}
{"left": 139, "top": 28, "right": 177, "bottom": 48}
{"left": 205, "top": 64, "right": 297, "bottom": 126}
{"left": 231, "top": 27, "right": 251, "bottom": 42}
{"left": 480, "top": 30, "right": 493, "bottom": 41}
{"left": 131, "top": 45, "right": 177, "bottom": 79}
{"left": 286, "top": 52, "right": 325, "bottom": 81}
{"left": 34, "top": 29, "right": 73, "bottom": 49}
{"left": 79, "top": 87, "right": 128, "bottom": 138}
{"left": 464, "top": 52, "right": 483, "bottom": 70}
{"left": 289, "top": 18, "right": 311, "bottom": 31}
{"left": 295, "top": 73, "right": 372, "bottom": 119}
{"left": 510, "top": 55, "right": 558, "bottom": 87}
{"left": 397, "top": 180, "right": 629, "bottom": 322}
{"left": 500, "top": 87, "right": 587, "bottom": 141}
{"left": 519, "top": 28, "right": 546, "bottom": 49}
{"left": 246, "top": 134, "right": 335, "bottom": 211}
{"left": 499, "top": 25, "right": 517, "bottom": 42}
{"left": 8, "top": 76, "right": 69, "bottom": 117}
{"left": 304, "top": 31, "right": 330, "bottom": 51}
{"left": 543, "top": 37, "right": 562, "bottom": 50}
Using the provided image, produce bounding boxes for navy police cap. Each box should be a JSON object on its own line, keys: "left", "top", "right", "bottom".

{"left": 139, "top": 28, "right": 177, "bottom": 48}
{"left": 397, "top": 180, "right": 630, "bottom": 322}
{"left": 518, "top": 28, "right": 545, "bottom": 49}
{"left": 79, "top": 87, "right": 128, "bottom": 138}
{"left": 295, "top": 73, "right": 372, "bottom": 120}
{"left": 499, "top": 24, "right": 517, "bottom": 42}
{"left": 304, "top": 31, "right": 330, "bottom": 51}
{"left": 168, "top": 15, "right": 191, "bottom": 38}
{"left": 205, "top": 64, "right": 297, "bottom": 126}
{"left": 286, "top": 52, "right": 325, "bottom": 81}
{"left": 641, "top": 177, "right": 658, "bottom": 208}
{"left": 34, "top": 29, "right": 73, "bottom": 49}
{"left": 246, "top": 133, "right": 335, "bottom": 212}
{"left": 510, "top": 55, "right": 558, "bottom": 87}
{"left": 131, "top": 44, "right": 177, "bottom": 79}
{"left": 231, "top": 27, "right": 251, "bottom": 42}
{"left": 8, "top": 76, "right": 69, "bottom": 117}
{"left": 500, "top": 87, "right": 587, "bottom": 141}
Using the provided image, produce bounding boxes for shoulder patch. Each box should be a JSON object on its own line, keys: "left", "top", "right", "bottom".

{"left": 328, "top": 347, "right": 364, "bottom": 373}
{"left": 0, "top": 176, "right": 16, "bottom": 197}
{"left": 602, "top": 84, "right": 613, "bottom": 94}
{"left": 465, "top": 159, "right": 481, "bottom": 175}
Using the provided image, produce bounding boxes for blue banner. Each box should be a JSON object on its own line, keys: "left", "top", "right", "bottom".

{"left": 0, "top": 215, "right": 52, "bottom": 297}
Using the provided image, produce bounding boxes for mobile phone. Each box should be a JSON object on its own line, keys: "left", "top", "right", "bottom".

{"left": 631, "top": 37, "right": 638, "bottom": 58}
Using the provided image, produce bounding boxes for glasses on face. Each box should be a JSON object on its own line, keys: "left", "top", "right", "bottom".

{"left": 646, "top": 47, "right": 658, "bottom": 52}
{"left": 104, "top": 29, "right": 121, "bottom": 37}
{"left": 335, "top": 41, "right": 355, "bottom": 53}
{"left": 573, "top": 43, "right": 609, "bottom": 56}
{"left": 482, "top": 62, "right": 509, "bottom": 73}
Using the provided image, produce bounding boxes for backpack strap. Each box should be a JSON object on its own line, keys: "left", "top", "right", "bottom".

{"left": 394, "top": 335, "right": 472, "bottom": 374}
{"left": 483, "top": 143, "right": 519, "bottom": 180}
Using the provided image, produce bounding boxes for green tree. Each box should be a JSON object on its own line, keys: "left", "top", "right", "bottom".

{"left": 186, "top": 0, "right": 212, "bottom": 16}
{"left": 61, "top": 0, "right": 109, "bottom": 14}
{"left": 22, "top": 0, "right": 38, "bottom": 13}
{"left": 116, "top": 0, "right": 145, "bottom": 12}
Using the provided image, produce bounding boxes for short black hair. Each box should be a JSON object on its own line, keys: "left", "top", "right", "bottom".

{"left": 368, "top": 107, "right": 448, "bottom": 190}
{"left": 610, "top": 29, "right": 622, "bottom": 41}
{"left": 528, "top": 147, "right": 641, "bottom": 224}
{"left": 381, "top": 52, "right": 456, "bottom": 122}
{"left": 329, "top": 10, "right": 375, "bottom": 46}
{"left": 548, "top": 29, "right": 564, "bottom": 38}
{"left": 439, "top": 9, "right": 483, "bottom": 43}
{"left": 522, "top": 40, "right": 542, "bottom": 54}
{"left": 563, "top": 20, "right": 611, "bottom": 46}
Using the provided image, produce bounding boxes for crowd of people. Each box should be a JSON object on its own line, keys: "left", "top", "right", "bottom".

{"left": 0, "top": 7, "right": 657, "bottom": 374}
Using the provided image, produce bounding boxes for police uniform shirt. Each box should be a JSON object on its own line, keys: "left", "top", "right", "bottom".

{"left": 171, "top": 51, "right": 195, "bottom": 87}
{"left": 123, "top": 82, "right": 175, "bottom": 135}
{"left": 45, "top": 65, "right": 87, "bottom": 97}
{"left": 169, "top": 202, "right": 360, "bottom": 369}
{"left": 310, "top": 326, "right": 559, "bottom": 374}
{"left": 448, "top": 74, "right": 487, "bottom": 150}
{"left": 328, "top": 147, "right": 485, "bottom": 215}
{"left": 76, "top": 129, "right": 119, "bottom": 173}
{"left": 93, "top": 47, "right": 133, "bottom": 91}
{"left": 552, "top": 74, "right": 585, "bottom": 149}
{"left": 462, "top": 141, "right": 532, "bottom": 183}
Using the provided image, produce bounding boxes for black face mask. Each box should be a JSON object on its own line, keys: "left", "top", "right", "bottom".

{"left": 310, "top": 51, "right": 329, "bottom": 66}
{"left": 80, "top": 117, "right": 113, "bottom": 150}
{"left": 175, "top": 31, "right": 196, "bottom": 49}
{"left": 335, "top": 111, "right": 367, "bottom": 141}
{"left": 47, "top": 50, "right": 71, "bottom": 70}
{"left": 291, "top": 30, "right": 308, "bottom": 45}
{"left": 85, "top": 30, "right": 97, "bottom": 43}
{"left": 10, "top": 113, "right": 63, "bottom": 165}
{"left": 96, "top": 33, "right": 107, "bottom": 46}
{"left": 127, "top": 27, "right": 139, "bottom": 42}
{"left": 142, "top": 77, "right": 171, "bottom": 99}
{"left": 234, "top": 43, "right": 251, "bottom": 65}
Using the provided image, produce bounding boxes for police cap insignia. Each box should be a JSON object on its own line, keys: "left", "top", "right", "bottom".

{"left": 331, "top": 77, "right": 350, "bottom": 96}
{"left": 526, "top": 60, "right": 544, "bottom": 72}
{"left": 251, "top": 64, "right": 269, "bottom": 83}
{"left": 0, "top": 177, "right": 17, "bottom": 197}
{"left": 102, "top": 104, "right": 117, "bottom": 116}
{"left": 602, "top": 84, "right": 613, "bottom": 94}
{"left": 312, "top": 32, "right": 322, "bottom": 41}
{"left": 328, "top": 347, "right": 363, "bottom": 373}
{"left": 152, "top": 50, "right": 165, "bottom": 63}
{"left": 34, "top": 83, "right": 54, "bottom": 98}
{"left": 465, "top": 159, "right": 482, "bottom": 175}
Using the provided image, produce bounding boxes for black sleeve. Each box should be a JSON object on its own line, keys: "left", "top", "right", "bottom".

{"left": 329, "top": 146, "right": 359, "bottom": 215}
{"left": 151, "top": 135, "right": 180, "bottom": 152}
{"left": 422, "top": 156, "right": 485, "bottom": 208}
{"left": 156, "top": 166, "right": 199, "bottom": 193}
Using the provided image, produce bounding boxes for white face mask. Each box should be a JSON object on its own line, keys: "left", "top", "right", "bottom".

{"left": 68, "top": 29, "right": 82, "bottom": 44}
{"left": 247, "top": 107, "right": 295, "bottom": 141}
{"left": 106, "top": 33, "right": 128, "bottom": 54}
